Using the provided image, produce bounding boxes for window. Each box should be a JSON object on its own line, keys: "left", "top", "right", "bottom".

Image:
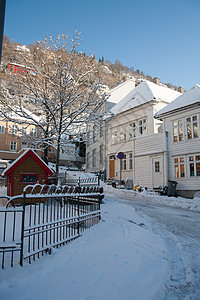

{"left": 189, "top": 155, "right": 200, "bottom": 177}
{"left": 87, "top": 131, "right": 90, "bottom": 145}
{"left": 30, "top": 128, "right": 37, "bottom": 138}
{"left": 21, "top": 142, "right": 28, "bottom": 149}
{"left": 11, "top": 125, "right": 18, "bottom": 135}
{"left": 139, "top": 119, "right": 147, "bottom": 135}
{"left": 0, "top": 125, "right": 5, "bottom": 134}
{"left": 128, "top": 123, "right": 136, "bottom": 139}
{"left": 99, "top": 121, "right": 103, "bottom": 137}
{"left": 120, "top": 127, "right": 126, "bottom": 142}
{"left": 172, "top": 120, "right": 183, "bottom": 142}
{"left": 121, "top": 154, "right": 127, "bottom": 170}
{"left": 22, "top": 126, "right": 27, "bottom": 135}
{"left": 10, "top": 141, "right": 17, "bottom": 151}
{"left": 20, "top": 174, "right": 38, "bottom": 184}
{"left": 112, "top": 130, "right": 118, "bottom": 144}
{"left": 86, "top": 152, "right": 90, "bottom": 168}
{"left": 92, "top": 149, "right": 96, "bottom": 167}
{"left": 186, "top": 116, "right": 198, "bottom": 140}
{"left": 93, "top": 125, "right": 97, "bottom": 143}
{"left": 155, "top": 161, "right": 160, "bottom": 173}
{"left": 129, "top": 153, "right": 133, "bottom": 169}
{"left": 100, "top": 145, "right": 103, "bottom": 164}
{"left": 174, "top": 157, "right": 185, "bottom": 178}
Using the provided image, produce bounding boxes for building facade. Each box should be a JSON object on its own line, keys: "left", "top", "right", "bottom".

{"left": 106, "top": 80, "right": 181, "bottom": 183}
{"left": 155, "top": 84, "right": 200, "bottom": 198}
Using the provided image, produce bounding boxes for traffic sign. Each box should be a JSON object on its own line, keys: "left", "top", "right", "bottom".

{"left": 117, "top": 152, "right": 125, "bottom": 159}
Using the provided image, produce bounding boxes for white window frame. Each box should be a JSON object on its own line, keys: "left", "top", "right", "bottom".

{"left": 129, "top": 153, "right": 133, "bottom": 169}
{"left": 10, "top": 141, "right": 17, "bottom": 151}
{"left": 30, "top": 128, "right": 37, "bottom": 138}
{"left": 100, "top": 145, "right": 103, "bottom": 164}
{"left": 93, "top": 125, "right": 97, "bottom": 143}
{"left": 121, "top": 154, "right": 127, "bottom": 171}
{"left": 21, "top": 142, "right": 28, "bottom": 149}
{"left": 86, "top": 152, "right": 90, "bottom": 168}
{"left": 112, "top": 130, "right": 118, "bottom": 144}
{"left": 99, "top": 121, "right": 103, "bottom": 137}
{"left": 189, "top": 154, "right": 200, "bottom": 177}
{"left": 138, "top": 118, "right": 147, "bottom": 136}
{"left": 128, "top": 122, "right": 136, "bottom": 139}
{"left": 120, "top": 127, "right": 127, "bottom": 142}
{"left": 92, "top": 149, "right": 96, "bottom": 167}
{"left": 186, "top": 115, "right": 199, "bottom": 140}
{"left": 173, "top": 156, "right": 185, "bottom": 178}
{"left": 0, "top": 125, "right": 5, "bottom": 134}
{"left": 11, "top": 125, "right": 18, "bottom": 135}
{"left": 172, "top": 119, "right": 184, "bottom": 142}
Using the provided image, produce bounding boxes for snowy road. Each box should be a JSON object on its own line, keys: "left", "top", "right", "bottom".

{"left": 111, "top": 190, "right": 200, "bottom": 299}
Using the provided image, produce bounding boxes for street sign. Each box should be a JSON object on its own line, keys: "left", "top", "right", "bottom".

{"left": 117, "top": 152, "right": 125, "bottom": 159}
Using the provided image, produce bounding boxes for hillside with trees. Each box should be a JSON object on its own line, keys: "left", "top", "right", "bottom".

{"left": 1, "top": 35, "right": 183, "bottom": 92}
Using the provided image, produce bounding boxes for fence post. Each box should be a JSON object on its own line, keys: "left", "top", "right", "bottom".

{"left": 20, "top": 191, "right": 26, "bottom": 267}
{"left": 98, "top": 195, "right": 101, "bottom": 221}
{"left": 77, "top": 196, "right": 80, "bottom": 235}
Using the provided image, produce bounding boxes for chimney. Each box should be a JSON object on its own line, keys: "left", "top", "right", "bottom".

{"left": 153, "top": 77, "right": 160, "bottom": 85}
{"left": 178, "top": 86, "right": 184, "bottom": 93}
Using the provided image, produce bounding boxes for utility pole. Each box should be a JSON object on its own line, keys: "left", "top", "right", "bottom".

{"left": 0, "top": 0, "right": 6, "bottom": 64}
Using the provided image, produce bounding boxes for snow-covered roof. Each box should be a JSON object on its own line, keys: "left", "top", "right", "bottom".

{"left": 0, "top": 105, "right": 41, "bottom": 124}
{"left": 155, "top": 84, "right": 200, "bottom": 119}
{"left": 3, "top": 148, "right": 53, "bottom": 176}
{"left": 108, "top": 78, "right": 136, "bottom": 104}
{"left": 111, "top": 80, "right": 181, "bottom": 115}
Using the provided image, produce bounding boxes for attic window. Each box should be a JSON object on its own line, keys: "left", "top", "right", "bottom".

{"left": 20, "top": 174, "right": 38, "bottom": 184}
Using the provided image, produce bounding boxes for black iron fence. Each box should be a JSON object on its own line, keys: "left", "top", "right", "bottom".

{"left": 0, "top": 184, "right": 101, "bottom": 269}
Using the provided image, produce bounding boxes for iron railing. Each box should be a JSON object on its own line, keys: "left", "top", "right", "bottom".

{"left": 65, "top": 176, "right": 99, "bottom": 186}
{"left": 0, "top": 184, "right": 101, "bottom": 269}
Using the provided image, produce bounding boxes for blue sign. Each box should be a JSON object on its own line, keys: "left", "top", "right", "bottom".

{"left": 117, "top": 152, "right": 125, "bottom": 159}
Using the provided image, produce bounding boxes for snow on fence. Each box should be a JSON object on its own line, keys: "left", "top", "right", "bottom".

{"left": 65, "top": 176, "right": 99, "bottom": 187}
{"left": 0, "top": 184, "right": 101, "bottom": 269}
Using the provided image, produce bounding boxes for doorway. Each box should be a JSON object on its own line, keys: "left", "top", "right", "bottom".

{"left": 152, "top": 157, "right": 163, "bottom": 188}
{"left": 109, "top": 156, "right": 115, "bottom": 178}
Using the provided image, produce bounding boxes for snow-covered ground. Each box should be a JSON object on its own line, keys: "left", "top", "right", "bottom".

{"left": 0, "top": 184, "right": 200, "bottom": 299}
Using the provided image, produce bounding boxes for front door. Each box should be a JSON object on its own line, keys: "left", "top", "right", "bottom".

{"left": 152, "top": 157, "right": 162, "bottom": 188}
{"left": 109, "top": 159, "right": 115, "bottom": 178}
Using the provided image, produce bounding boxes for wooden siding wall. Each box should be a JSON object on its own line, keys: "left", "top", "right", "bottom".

{"left": 134, "top": 133, "right": 165, "bottom": 155}
{"left": 134, "top": 133, "right": 165, "bottom": 188}
{"left": 164, "top": 107, "right": 200, "bottom": 191}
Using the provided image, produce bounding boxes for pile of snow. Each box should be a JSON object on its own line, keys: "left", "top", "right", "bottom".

{"left": 104, "top": 184, "right": 200, "bottom": 213}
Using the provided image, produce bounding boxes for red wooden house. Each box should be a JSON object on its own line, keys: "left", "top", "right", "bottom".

{"left": 4, "top": 149, "right": 53, "bottom": 197}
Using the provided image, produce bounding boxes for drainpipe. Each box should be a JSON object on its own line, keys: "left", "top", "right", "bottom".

{"left": 133, "top": 137, "right": 136, "bottom": 184}
{"left": 104, "top": 102, "right": 107, "bottom": 182}
{"left": 163, "top": 119, "right": 169, "bottom": 185}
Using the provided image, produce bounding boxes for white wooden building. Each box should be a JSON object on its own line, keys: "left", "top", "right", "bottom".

{"left": 106, "top": 80, "right": 181, "bottom": 184}
{"left": 155, "top": 84, "right": 200, "bottom": 198}
{"left": 85, "top": 78, "right": 136, "bottom": 179}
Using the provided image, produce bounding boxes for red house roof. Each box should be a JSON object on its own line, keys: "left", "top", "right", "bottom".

{"left": 4, "top": 149, "right": 53, "bottom": 176}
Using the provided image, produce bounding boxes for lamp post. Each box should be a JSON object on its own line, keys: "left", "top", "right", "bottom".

{"left": 0, "top": 0, "right": 6, "bottom": 64}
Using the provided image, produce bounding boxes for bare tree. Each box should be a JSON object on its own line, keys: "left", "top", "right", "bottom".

{"left": 0, "top": 31, "right": 108, "bottom": 173}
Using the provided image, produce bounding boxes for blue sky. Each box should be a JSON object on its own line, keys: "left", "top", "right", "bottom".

{"left": 4, "top": 0, "right": 200, "bottom": 90}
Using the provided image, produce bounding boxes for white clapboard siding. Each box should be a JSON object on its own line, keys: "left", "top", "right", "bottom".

{"left": 134, "top": 132, "right": 165, "bottom": 156}
{"left": 164, "top": 107, "right": 200, "bottom": 191}
{"left": 133, "top": 133, "right": 165, "bottom": 188}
